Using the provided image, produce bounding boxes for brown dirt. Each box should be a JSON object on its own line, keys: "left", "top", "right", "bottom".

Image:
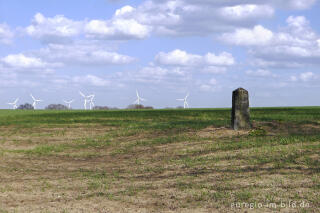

{"left": 0, "top": 122, "right": 319, "bottom": 212}
{"left": 196, "top": 126, "right": 249, "bottom": 138}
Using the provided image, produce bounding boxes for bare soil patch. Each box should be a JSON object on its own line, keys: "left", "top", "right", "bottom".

{"left": 0, "top": 112, "right": 319, "bottom": 212}
{"left": 196, "top": 126, "right": 249, "bottom": 138}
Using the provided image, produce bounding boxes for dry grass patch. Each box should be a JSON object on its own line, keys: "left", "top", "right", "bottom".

{"left": 0, "top": 109, "right": 319, "bottom": 212}
{"left": 196, "top": 126, "right": 249, "bottom": 139}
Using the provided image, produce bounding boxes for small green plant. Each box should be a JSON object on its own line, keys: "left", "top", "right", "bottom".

{"left": 235, "top": 190, "right": 253, "bottom": 201}
{"left": 249, "top": 128, "right": 267, "bottom": 137}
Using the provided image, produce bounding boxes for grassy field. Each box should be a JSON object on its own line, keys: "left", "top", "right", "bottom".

{"left": 0, "top": 107, "right": 319, "bottom": 212}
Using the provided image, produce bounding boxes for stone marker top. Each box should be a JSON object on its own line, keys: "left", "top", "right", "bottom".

{"left": 235, "top": 88, "right": 247, "bottom": 93}
{"left": 231, "top": 88, "right": 251, "bottom": 130}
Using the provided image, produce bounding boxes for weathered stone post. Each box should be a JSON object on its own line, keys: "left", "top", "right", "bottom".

{"left": 231, "top": 88, "right": 251, "bottom": 130}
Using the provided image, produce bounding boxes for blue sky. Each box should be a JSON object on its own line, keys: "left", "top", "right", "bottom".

{"left": 0, "top": 0, "right": 319, "bottom": 109}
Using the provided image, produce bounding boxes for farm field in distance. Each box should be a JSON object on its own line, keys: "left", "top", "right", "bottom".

{"left": 0, "top": 107, "right": 319, "bottom": 212}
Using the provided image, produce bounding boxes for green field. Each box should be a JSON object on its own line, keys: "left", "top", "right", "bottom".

{"left": 0, "top": 107, "right": 319, "bottom": 212}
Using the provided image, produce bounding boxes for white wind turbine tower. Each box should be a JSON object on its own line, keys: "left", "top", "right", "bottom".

{"left": 79, "top": 91, "right": 93, "bottom": 110}
{"left": 134, "top": 90, "right": 146, "bottom": 105}
{"left": 176, "top": 93, "right": 189, "bottom": 109}
{"left": 7, "top": 98, "right": 19, "bottom": 109}
{"left": 30, "top": 94, "right": 43, "bottom": 109}
{"left": 63, "top": 100, "right": 74, "bottom": 109}
{"left": 89, "top": 94, "right": 95, "bottom": 110}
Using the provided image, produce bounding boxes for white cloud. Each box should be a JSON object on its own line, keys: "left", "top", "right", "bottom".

{"left": 131, "top": 49, "right": 234, "bottom": 86}
{"left": 115, "top": 5, "right": 136, "bottom": 16}
{"left": 290, "top": 72, "right": 316, "bottom": 82}
{"left": 155, "top": 49, "right": 235, "bottom": 66}
{"left": 84, "top": 4, "right": 152, "bottom": 40}
{"left": 25, "top": 13, "right": 82, "bottom": 43}
{"left": 300, "top": 72, "right": 316, "bottom": 81}
{"left": 22, "top": 0, "right": 318, "bottom": 43}
{"left": 283, "top": 0, "right": 316, "bottom": 10}
{"left": 290, "top": 76, "right": 298, "bottom": 82}
{"left": 72, "top": 75, "right": 110, "bottom": 87}
{"left": 0, "top": 23, "right": 14, "bottom": 44}
{"left": 220, "top": 4, "right": 274, "bottom": 21}
{"left": 285, "top": 16, "right": 316, "bottom": 41}
{"left": 180, "top": 0, "right": 316, "bottom": 10}
{"left": 205, "top": 52, "right": 235, "bottom": 66}
{"left": 155, "top": 49, "right": 201, "bottom": 66}
{"left": 246, "top": 69, "right": 277, "bottom": 77}
{"left": 2, "top": 54, "right": 50, "bottom": 69}
{"left": 0, "top": 77, "right": 39, "bottom": 88}
{"left": 100, "top": 1, "right": 277, "bottom": 37}
{"left": 220, "top": 25, "right": 273, "bottom": 46}
{"left": 199, "top": 84, "right": 212, "bottom": 91}
{"left": 36, "top": 42, "right": 135, "bottom": 66}
{"left": 202, "top": 66, "right": 227, "bottom": 74}
{"left": 221, "top": 16, "right": 320, "bottom": 68}
{"left": 140, "top": 66, "right": 170, "bottom": 76}
{"left": 0, "top": 65, "right": 17, "bottom": 79}
{"left": 0, "top": 53, "right": 59, "bottom": 78}
{"left": 140, "top": 66, "right": 185, "bottom": 79}
{"left": 209, "top": 78, "right": 217, "bottom": 85}
{"left": 198, "top": 78, "right": 220, "bottom": 91}
{"left": 287, "top": 16, "right": 309, "bottom": 29}
{"left": 85, "top": 18, "right": 151, "bottom": 40}
{"left": 119, "top": 64, "right": 190, "bottom": 86}
{"left": 252, "top": 59, "right": 305, "bottom": 69}
{"left": 130, "top": 49, "right": 233, "bottom": 87}
{"left": 221, "top": 16, "right": 317, "bottom": 48}
{"left": 0, "top": 42, "right": 135, "bottom": 76}
{"left": 5, "top": 1, "right": 319, "bottom": 96}
{"left": 259, "top": 46, "right": 315, "bottom": 58}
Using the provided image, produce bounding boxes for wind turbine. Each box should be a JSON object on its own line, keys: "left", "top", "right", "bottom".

{"left": 63, "top": 100, "right": 74, "bottom": 109}
{"left": 89, "top": 94, "right": 95, "bottom": 110}
{"left": 176, "top": 93, "right": 189, "bottom": 109}
{"left": 133, "top": 90, "right": 146, "bottom": 105}
{"left": 79, "top": 91, "right": 93, "bottom": 110}
{"left": 30, "top": 94, "right": 43, "bottom": 109}
{"left": 7, "top": 98, "right": 19, "bottom": 109}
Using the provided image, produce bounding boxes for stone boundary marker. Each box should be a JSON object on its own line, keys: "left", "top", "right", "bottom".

{"left": 231, "top": 88, "right": 251, "bottom": 130}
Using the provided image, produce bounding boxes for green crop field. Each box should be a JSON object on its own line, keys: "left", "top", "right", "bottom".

{"left": 0, "top": 107, "right": 319, "bottom": 212}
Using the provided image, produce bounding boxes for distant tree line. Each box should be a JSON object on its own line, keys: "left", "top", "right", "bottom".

{"left": 126, "top": 104, "right": 154, "bottom": 109}
{"left": 17, "top": 103, "right": 34, "bottom": 110}
{"left": 93, "top": 106, "right": 119, "bottom": 110}
{"left": 45, "top": 104, "right": 68, "bottom": 110}
{"left": 14, "top": 103, "right": 186, "bottom": 110}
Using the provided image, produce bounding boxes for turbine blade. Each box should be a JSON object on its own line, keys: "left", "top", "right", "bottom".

{"left": 79, "top": 91, "right": 85, "bottom": 97}
{"left": 30, "top": 94, "right": 36, "bottom": 101}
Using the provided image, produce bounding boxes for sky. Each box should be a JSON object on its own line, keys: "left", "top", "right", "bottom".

{"left": 0, "top": 0, "right": 320, "bottom": 109}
